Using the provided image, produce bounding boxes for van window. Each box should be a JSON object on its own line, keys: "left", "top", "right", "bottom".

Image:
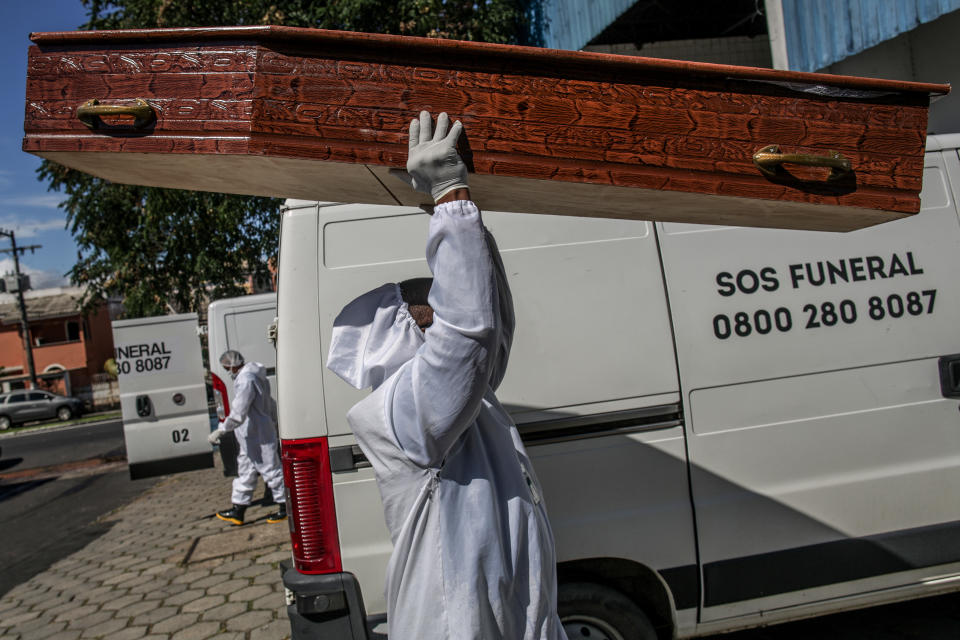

{"left": 225, "top": 307, "right": 277, "bottom": 371}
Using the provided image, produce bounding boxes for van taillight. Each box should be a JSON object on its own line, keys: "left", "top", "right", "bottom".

{"left": 211, "top": 373, "right": 229, "bottom": 420}
{"left": 281, "top": 437, "right": 342, "bottom": 574}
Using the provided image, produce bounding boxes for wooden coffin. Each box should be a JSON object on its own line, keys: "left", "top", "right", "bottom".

{"left": 23, "top": 26, "right": 950, "bottom": 231}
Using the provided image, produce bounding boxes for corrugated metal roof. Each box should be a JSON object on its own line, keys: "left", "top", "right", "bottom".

{"left": 782, "top": 0, "right": 960, "bottom": 71}
{"left": 0, "top": 292, "right": 81, "bottom": 324}
{"left": 539, "top": 0, "right": 637, "bottom": 50}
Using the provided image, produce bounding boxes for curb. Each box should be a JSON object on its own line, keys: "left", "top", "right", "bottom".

{"left": 0, "top": 455, "right": 128, "bottom": 484}
{"left": 0, "top": 413, "right": 122, "bottom": 439}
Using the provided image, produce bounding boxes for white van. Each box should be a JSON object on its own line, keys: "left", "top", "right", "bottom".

{"left": 276, "top": 134, "right": 960, "bottom": 639}
{"left": 112, "top": 313, "right": 213, "bottom": 479}
{"left": 206, "top": 292, "right": 278, "bottom": 420}
{"left": 205, "top": 293, "right": 278, "bottom": 478}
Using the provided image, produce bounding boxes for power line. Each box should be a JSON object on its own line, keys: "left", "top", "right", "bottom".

{"left": 0, "top": 228, "right": 41, "bottom": 388}
{"left": 0, "top": 244, "right": 43, "bottom": 256}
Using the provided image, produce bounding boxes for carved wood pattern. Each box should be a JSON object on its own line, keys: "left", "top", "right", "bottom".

{"left": 28, "top": 49, "right": 257, "bottom": 74}
{"left": 22, "top": 27, "right": 948, "bottom": 223}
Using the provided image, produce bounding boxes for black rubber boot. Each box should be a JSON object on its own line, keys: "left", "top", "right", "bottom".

{"left": 260, "top": 485, "right": 274, "bottom": 506}
{"left": 216, "top": 504, "right": 247, "bottom": 526}
{"left": 266, "top": 502, "right": 287, "bottom": 523}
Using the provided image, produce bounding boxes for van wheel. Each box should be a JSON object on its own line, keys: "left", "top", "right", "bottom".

{"left": 0, "top": 415, "right": 10, "bottom": 430}
{"left": 559, "top": 582, "right": 657, "bottom": 640}
{"left": 57, "top": 406, "right": 72, "bottom": 421}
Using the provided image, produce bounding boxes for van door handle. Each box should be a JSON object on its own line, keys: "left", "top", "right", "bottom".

{"left": 135, "top": 395, "right": 153, "bottom": 418}
{"left": 938, "top": 354, "right": 960, "bottom": 398}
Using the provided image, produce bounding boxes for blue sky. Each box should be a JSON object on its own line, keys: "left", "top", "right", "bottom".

{"left": 1, "top": 1, "right": 91, "bottom": 288}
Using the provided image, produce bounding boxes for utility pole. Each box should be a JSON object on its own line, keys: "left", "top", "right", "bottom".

{"left": 0, "top": 228, "right": 41, "bottom": 388}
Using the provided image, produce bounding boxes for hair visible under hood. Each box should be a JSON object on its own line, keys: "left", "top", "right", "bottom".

{"left": 219, "top": 349, "right": 245, "bottom": 368}
{"left": 327, "top": 283, "right": 426, "bottom": 390}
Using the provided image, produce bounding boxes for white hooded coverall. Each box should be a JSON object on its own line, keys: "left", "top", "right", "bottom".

{"left": 328, "top": 201, "right": 568, "bottom": 640}
{"left": 218, "top": 361, "right": 286, "bottom": 506}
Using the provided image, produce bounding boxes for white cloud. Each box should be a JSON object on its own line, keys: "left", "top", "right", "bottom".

{"left": 0, "top": 215, "right": 66, "bottom": 238}
{"left": 2, "top": 194, "right": 66, "bottom": 209}
{"left": 0, "top": 194, "right": 67, "bottom": 237}
{"left": 0, "top": 257, "right": 70, "bottom": 290}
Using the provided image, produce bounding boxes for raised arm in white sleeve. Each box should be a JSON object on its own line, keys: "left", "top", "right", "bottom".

{"left": 220, "top": 373, "right": 254, "bottom": 433}
{"left": 389, "top": 200, "right": 502, "bottom": 468}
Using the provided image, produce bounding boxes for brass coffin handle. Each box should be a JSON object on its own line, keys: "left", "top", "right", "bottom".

{"left": 753, "top": 144, "right": 852, "bottom": 181}
{"left": 77, "top": 98, "right": 155, "bottom": 129}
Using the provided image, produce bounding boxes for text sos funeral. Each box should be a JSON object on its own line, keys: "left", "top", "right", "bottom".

{"left": 711, "top": 252, "right": 934, "bottom": 340}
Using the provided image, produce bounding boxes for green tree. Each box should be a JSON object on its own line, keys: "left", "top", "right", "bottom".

{"left": 44, "top": 0, "right": 539, "bottom": 318}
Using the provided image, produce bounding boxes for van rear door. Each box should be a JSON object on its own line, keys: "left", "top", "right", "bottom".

{"left": 207, "top": 294, "right": 279, "bottom": 478}
{"left": 208, "top": 293, "right": 278, "bottom": 408}
{"left": 112, "top": 313, "right": 214, "bottom": 479}
{"left": 657, "top": 149, "right": 960, "bottom": 622}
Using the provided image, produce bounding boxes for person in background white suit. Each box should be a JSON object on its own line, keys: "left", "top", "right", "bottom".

{"left": 209, "top": 350, "right": 287, "bottom": 525}
{"left": 327, "top": 111, "right": 568, "bottom": 640}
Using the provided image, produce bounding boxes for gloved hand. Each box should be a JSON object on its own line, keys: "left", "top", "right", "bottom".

{"left": 207, "top": 429, "right": 223, "bottom": 445}
{"left": 396, "top": 111, "right": 468, "bottom": 203}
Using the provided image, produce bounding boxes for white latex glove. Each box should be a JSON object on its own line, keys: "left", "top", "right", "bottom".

{"left": 398, "top": 111, "right": 468, "bottom": 203}
{"left": 207, "top": 429, "right": 223, "bottom": 445}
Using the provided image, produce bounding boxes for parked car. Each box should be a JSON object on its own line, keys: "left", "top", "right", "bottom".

{"left": 0, "top": 390, "right": 85, "bottom": 429}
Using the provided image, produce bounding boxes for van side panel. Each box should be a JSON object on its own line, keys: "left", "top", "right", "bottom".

{"left": 277, "top": 206, "right": 328, "bottom": 441}
{"left": 658, "top": 151, "right": 960, "bottom": 624}
{"left": 112, "top": 313, "right": 213, "bottom": 478}
{"left": 316, "top": 206, "right": 696, "bottom": 630}
{"left": 318, "top": 208, "right": 681, "bottom": 431}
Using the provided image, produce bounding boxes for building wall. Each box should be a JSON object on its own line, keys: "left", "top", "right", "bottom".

{"left": 539, "top": 0, "right": 637, "bottom": 50}
{"left": 821, "top": 8, "right": 960, "bottom": 134}
{"left": 776, "top": 0, "right": 960, "bottom": 72}
{"left": 83, "top": 305, "right": 115, "bottom": 378}
{"left": 0, "top": 302, "right": 115, "bottom": 391}
{"left": 32, "top": 336, "right": 87, "bottom": 372}
{"left": 584, "top": 35, "right": 773, "bottom": 68}
{"left": 0, "top": 325, "right": 26, "bottom": 375}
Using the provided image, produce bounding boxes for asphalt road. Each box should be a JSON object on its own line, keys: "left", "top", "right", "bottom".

{"left": 0, "top": 420, "right": 160, "bottom": 597}
{"left": 0, "top": 418, "right": 126, "bottom": 472}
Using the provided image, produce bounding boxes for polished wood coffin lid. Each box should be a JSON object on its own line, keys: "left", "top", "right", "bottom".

{"left": 23, "top": 26, "right": 950, "bottom": 231}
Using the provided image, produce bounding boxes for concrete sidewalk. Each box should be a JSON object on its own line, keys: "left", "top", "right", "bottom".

{"left": 0, "top": 459, "right": 292, "bottom": 640}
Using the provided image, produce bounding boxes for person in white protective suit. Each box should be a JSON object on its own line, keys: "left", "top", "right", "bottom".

{"left": 327, "top": 111, "right": 568, "bottom": 640}
{"left": 208, "top": 350, "right": 287, "bottom": 525}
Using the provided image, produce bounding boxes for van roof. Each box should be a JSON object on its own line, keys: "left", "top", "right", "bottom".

{"left": 208, "top": 292, "right": 277, "bottom": 314}
{"left": 926, "top": 133, "right": 960, "bottom": 151}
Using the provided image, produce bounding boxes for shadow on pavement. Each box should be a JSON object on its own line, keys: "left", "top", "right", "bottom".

{"left": 0, "top": 477, "right": 54, "bottom": 503}
{"left": 0, "top": 469, "right": 159, "bottom": 598}
{"left": 0, "top": 513, "right": 116, "bottom": 598}
{"left": 0, "top": 456, "right": 23, "bottom": 472}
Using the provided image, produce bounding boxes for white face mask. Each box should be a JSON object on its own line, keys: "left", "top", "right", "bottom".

{"left": 327, "top": 283, "right": 425, "bottom": 390}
